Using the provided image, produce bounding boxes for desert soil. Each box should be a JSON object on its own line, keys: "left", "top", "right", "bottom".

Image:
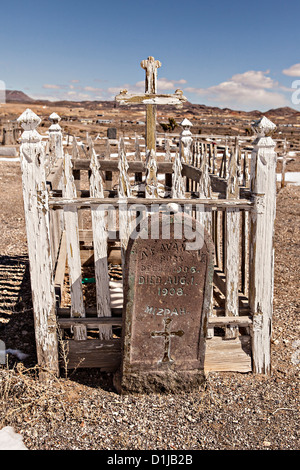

{"left": 0, "top": 159, "right": 299, "bottom": 451}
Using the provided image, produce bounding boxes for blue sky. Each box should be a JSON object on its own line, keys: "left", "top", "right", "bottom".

{"left": 1, "top": 0, "right": 300, "bottom": 111}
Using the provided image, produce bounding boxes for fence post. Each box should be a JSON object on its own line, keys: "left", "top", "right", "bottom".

{"left": 249, "top": 116, "right": 277, "bottom": 374}
{"left": 48, "top": 112, "right": 63, "bottom": 166}
{"left": 17, "top": 109, "right": 59, "bottom": 379}
{"left": 179, "top": 118, "right": 193, "bottom": 163}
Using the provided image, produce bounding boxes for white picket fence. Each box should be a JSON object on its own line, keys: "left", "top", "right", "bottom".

{"left": 18, "top": 109, "right": 277, "bottom": 380}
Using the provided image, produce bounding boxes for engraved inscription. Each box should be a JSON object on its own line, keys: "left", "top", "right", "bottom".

{"left": 145, "top": 306, "right": 191, "bottom": 316}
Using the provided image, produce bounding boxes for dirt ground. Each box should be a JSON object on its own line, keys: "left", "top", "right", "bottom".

{"left": 0, "top": 157, "right": 299, "bottom": 451}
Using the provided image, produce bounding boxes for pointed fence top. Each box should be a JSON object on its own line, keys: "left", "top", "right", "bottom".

{"left": 252, "top": 116, "right": 276, "bottom": 136}
{"left": 252, "top": 116, "right": 276, "bottom": 147}
{"left": 17, "top": 109, "right": 41, "bottom": 131}
{"left": 49, "top": 112, "right": 61, "bottom": 123}
{"left": 180, "top": 118, "right": 193, "bottom": 129}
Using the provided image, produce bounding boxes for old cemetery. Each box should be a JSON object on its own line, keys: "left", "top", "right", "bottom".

{"left": 18, "top": 57, "right": 278, "bottom": 392}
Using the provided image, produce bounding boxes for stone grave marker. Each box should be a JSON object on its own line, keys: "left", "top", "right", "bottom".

{"left": 114, "top": 210, "right": 214, "bottom": 393}
{"left": 107, "top": 127, "right": 117, "bottom": 140}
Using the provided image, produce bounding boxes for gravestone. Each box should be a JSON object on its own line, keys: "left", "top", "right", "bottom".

{"left": 114, "top": 210, "right": 214, "bottom": 393}
{"left": 107, "top": 127, "right": 117, "bottom": 140}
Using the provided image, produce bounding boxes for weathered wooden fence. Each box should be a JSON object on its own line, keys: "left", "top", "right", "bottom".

{"left": 18, "top": 107, "right": 278, "bottom": 380}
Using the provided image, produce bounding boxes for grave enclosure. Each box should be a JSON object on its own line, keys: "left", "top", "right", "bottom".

{"left": 18, "top": 57, "right": 278, "bottom": 390}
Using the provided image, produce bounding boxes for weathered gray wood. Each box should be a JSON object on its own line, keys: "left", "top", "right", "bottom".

{"left": 64, "top": 335, "right": 252, "bottom": 373}
{"left": 249, "top": 116, "right": 277, "bottom": 374}
{"left": 49, "top": 196, "right": 253, "bottom": 210}
{"left": 179, "top": 118, "right": 193, "bottom": 163}
{"left": 224, "top": 142, "right": 240, "bottom": 339}
{"left": 204, "top": 336, "right": 252, "bottom": 373}
{"left": 18, "top": 109, "right": 59, "bottom": 379}
{"left": 89, "top": 138, "right": 112, "bottom": 340}
{"left": 58, "top": 317, "right": 123, "bottom": 328}
{"left": 63, "top": 152, "right": 86, "bottom": 324}
{"left": 48, "top": 112, "right": 63, "bottom": 166}
{"left": 281, "top": 138, "right": 287, "bottom": 189}
{"left": 118, "top": 137, "right": 132, "bottom": 266}
{"left": 171, "top": 149, "right": 185, "bottom": 198}
{"left": 54, "top": 230, "right": 67, "bottom": 307}
{"left": 65, "top": 339, "right": 121, "bottom": 370}
{"left": 145, "top": 149, "right": 159, "bottom": 198}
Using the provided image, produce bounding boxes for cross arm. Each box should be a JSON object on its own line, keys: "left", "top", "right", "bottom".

{"left": 115, "top": 89, "right": 187, "bottom": 107}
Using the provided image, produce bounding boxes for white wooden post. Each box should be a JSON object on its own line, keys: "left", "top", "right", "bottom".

{"left": 224, "top": 144, "right": 240, "bottom": 339}
{"left": 171, "top": 149, "right": 185, "bottom": 199}
{"left": 281, "top": 138, "right": 287, "bottom": 189}
{"left": 179, "top": 118, "right": 193, "bottom": 164}
{"left": 63, "top": 152, "right": 86, "bottom": 340}
{"left": 89, "top": 140, "right": 112, "bottom": 340}
{"left": 17, "top": 109, "right": 59, "bottom": 378}
{"left": 249, "top": 116, "right": 277, "bottom": 374}
{"left": 48, "top": 112, "right": 63, "bottom": 165}
{"left": 118, "top": 137, "right": 132, "bottom": 267}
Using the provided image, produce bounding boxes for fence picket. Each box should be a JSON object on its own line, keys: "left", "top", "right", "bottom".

{"left": 89, "top": 139, "right": 112, "bottom": 340}
{"left": 224, "top": 143, "right": 240, "bottom": 339}
{"left": 63, "top": 152, "right": 86, "bottom": 327}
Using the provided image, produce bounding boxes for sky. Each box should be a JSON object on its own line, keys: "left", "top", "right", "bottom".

{"left": 1, "top": 0, "right": 300, "bottom": 111}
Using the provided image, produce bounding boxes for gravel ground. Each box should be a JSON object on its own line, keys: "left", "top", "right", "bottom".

{"left": 0, "top": 160, "right": 299, "bottom": 451}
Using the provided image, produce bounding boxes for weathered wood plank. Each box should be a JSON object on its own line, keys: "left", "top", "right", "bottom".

{"left": 54, "top": 231, "right": 67, "bottom": 307}
{"left": 118, "top": 137, "right": 132, "bottom": 266}
{"left": 18, "top": 109, "right": 59, "bottom": 378}
{"left": 64, "top": 335, "right": 252, "bottom": 372}
{"left": 50, "top": 196, "right": 253, "bottom": 210}
{"left": 204, "top": 336, "right": 252, "bottom": 373}
{"left": 58, "top": 317, "right": 123, "bottom": 328}
{"left": 89, "top": 138, "right": 112, "bottom": 339}
{"left": 65, "top": 339, "right": 121, "bottom": 370}
{"left": 249, "top": 117, "right": 277, "bottom": 374}
{"left": 63, "top": 152, "right": 85, "bottom": 323}
{"left": 224, "top": 144, "right": 240, "bottom": 338}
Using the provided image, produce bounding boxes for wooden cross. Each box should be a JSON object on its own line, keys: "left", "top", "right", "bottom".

{"left": 151, "top": 317, "right": 184, "bottom": 364}
{"left": 115, "top": 56, "right": 187, "bottom": 157}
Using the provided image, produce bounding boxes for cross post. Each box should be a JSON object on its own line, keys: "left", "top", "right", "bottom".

{"left": 115, "top": 57, "right": 187, "bottom": 197}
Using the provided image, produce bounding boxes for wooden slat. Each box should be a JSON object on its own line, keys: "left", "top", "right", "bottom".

{"left": 224, "top": 145, "right": 240, "bottom": 338}
{"left": 65, "top": 339, "right": 121, "bottom": 370}
{"left": 204, "top": 336, "right": 252, "bottom": 373}
{"left": 89, "top": 139, "right": 112, "bottom": 339}
{"left": 64, "top": 334, "right": 252, "bottom": 372}
{"left": 49, "top": 196, "right": 253, "bottom": 210}
{"left": 73, "top": 159, "right": 173, "bottom": 173}
{"left": 63, "top": 153, "right": 85, "bottom": 322}
{"left": 54, "top": 231, "right": 67, "bottom": 307}
{"left": 207, "top": 316, "right": 252, "bottom": 327}
{"left": 58, "top": 317, "right": 122, "bottom": 328}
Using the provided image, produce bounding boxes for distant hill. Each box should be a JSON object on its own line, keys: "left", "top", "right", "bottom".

{"left": 6, "top": 90, "right": 34, "bottom": 103}
{"left": 4, "top": 90, "right": 300, "bottom": 119}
